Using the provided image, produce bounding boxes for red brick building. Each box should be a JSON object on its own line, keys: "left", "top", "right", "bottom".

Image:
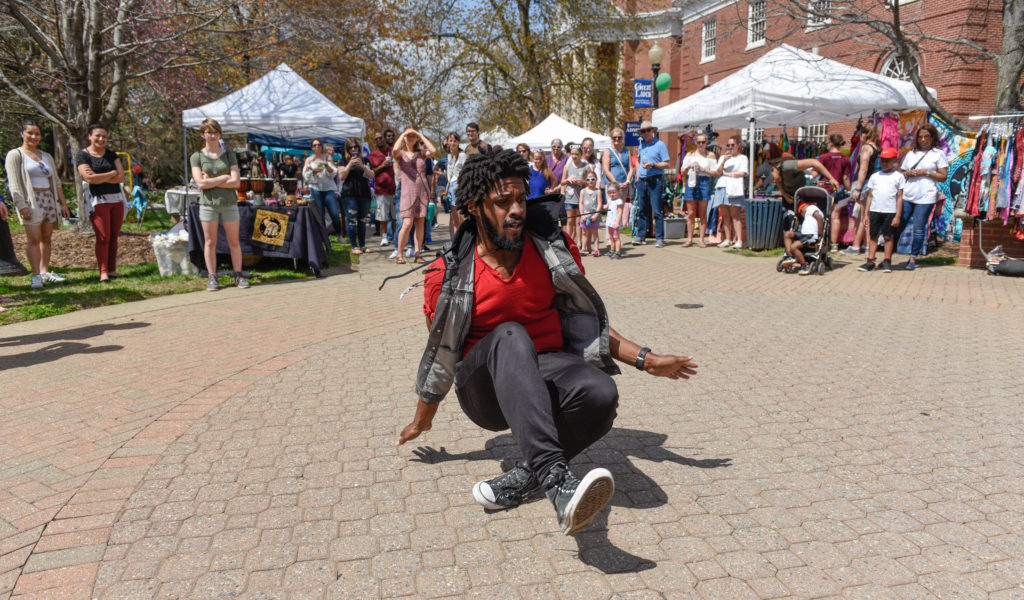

{"left": 620, "top": 0, "right": 1006, "bottom": 143}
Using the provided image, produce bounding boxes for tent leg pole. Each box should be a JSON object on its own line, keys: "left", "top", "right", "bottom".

{"left": 748, "top": 118, "right": 755, "bottom": 202}
{"left": 182, "top": 126, "right": 189, "bottom": 228}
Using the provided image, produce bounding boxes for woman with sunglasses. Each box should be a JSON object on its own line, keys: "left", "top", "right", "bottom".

{"left": 708, "top": 135, "right": 748, "bottom": 249}
{"left": 5, "top": 120, "right": 71, "bottom": 289}
{"left": 338, "top": 138, "right": 375, "bottom": 254}
{"left": 601, "top": 128, "right": 634, "bottom": 198}
{"left": 678, "top": 133, "right": 717, "bottom": 247}
{"left": 77, "top": 123, "right": 129, "bottom": 282}
{"left": 303, "top": 139, "right": 341, "bottom": 241}
{"left": 516, "top": 143, "right": 531, "bottom": 160}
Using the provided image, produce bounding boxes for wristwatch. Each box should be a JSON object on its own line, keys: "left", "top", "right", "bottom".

{"left": 635, "top": 347, "right": 651, "bottom": 371}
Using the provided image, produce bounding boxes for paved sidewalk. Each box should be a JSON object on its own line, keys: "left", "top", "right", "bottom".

{"left": 1, "top": 224, "right": 1023, "bottom": 599}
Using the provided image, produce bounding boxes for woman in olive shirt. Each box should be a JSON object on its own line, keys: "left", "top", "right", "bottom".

{"left": 189, "top": 118, "right": 248, "bottom": 291}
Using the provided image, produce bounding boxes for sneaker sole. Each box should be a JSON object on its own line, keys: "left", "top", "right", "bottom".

{"left": 472, "top": 481, "right": 504, "bottom": 510}
{"left": 560, "top": 468, "right": 615, "bottom": 535}
{"left": 471, "top": 480, "right": 542, "bottom": 511}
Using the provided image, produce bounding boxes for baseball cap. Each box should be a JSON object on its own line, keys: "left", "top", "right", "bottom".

{"left": 880, "top": 147, "right": 899, "bottom": 159}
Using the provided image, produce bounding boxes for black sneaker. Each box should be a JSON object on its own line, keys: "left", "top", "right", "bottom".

{"left": 472, "top": 462, "right": 542, "bottom": 510}
{"left": 206, "top": 274, "right": 219, "bottom": 291}
{"left": 881, "top": 259, "right": 892, "bottom": 273}
{"left": 858, "top": 260, "right": 876, "bottom": 272}
{"left": 235, "top": 272, "right": 251, "bottom": 289}
{"left": 542, "top": 462, "right": 614, "bottom": 535}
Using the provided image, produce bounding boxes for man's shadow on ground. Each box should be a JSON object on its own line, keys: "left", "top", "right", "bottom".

{"left": 410, "top": 427, "right": 731, "bottom": 574}
{"left": 0, "top": 322, "right": 147, "bottom": 370}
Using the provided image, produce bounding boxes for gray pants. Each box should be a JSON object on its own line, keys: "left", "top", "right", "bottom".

{"left": 454, "top": 322, "right": 619, "bottom": 482}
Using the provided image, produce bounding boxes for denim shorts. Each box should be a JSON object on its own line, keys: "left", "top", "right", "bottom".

{"left": 686, "top": 177, "right": 711, "bottom": 203}
{"left": 198, "top": 204, "right": 240, "bottom": 222}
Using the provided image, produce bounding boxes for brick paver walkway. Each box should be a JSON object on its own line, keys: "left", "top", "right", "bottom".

{"left": 2, "top": 219, "right": 1023, "bottom": 599}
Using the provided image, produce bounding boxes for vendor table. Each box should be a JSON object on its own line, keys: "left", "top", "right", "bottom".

{"left": 164, "top": 188, "right": 200, "bottom": 217}
{"left": 186, "top": 203, "right": 330, "bottom": 277}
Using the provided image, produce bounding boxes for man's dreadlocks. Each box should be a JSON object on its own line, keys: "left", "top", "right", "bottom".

{"left": 454, "top": 148, "right": 530, "bottom": 223}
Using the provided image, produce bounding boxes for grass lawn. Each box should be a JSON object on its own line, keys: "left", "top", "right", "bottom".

{"left": 0, "top": 241, "right": 352, "bottom": 326}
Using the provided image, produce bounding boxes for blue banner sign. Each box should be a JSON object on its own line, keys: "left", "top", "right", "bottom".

{"left": 624, "top": 121, "right": 641, "bottom": 147}
{"left": 633, "top": 79, "right": 653, "bottom": 108}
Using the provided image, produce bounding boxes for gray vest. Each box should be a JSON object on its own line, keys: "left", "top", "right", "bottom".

{"left": 415, "top": 216, "right": 619, "bottom": 404}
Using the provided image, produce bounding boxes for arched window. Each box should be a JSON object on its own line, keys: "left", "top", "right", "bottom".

{"left": 880, "top": 51, "right": 919, "bottom": 81}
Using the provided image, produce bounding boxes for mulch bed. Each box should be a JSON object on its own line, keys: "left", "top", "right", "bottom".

{"left": 10, "top": 229, "right": 156, "bottom": 269}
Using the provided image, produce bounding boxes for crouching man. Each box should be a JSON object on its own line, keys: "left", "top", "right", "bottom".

{"left": 397, "top": 149, "right": 699, "bottom": 535}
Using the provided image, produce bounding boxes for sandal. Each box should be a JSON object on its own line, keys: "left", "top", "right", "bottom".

{"left": 698, "top": 240, "right": 708, "bottom": 248}
{"left": 414, "top": 254, "right": 426, "bottom": 264}
{"left": 396, "top": 257, "right": 406, "bottom": 264}
{"left": 352, "top": 248, "right": 363, "bottom": 255}
{"left": 681, "top": 241, "right": 693, "bottom": 248}
{"left": 361, "top": 247, "right": 371, "bottom": 254}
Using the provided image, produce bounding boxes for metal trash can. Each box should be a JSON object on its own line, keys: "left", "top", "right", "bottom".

{"left": 746, "top": 196, "right": 785, "bottom": 250}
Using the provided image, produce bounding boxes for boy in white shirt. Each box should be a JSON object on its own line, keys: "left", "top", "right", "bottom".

{"left": 604, "top": 183, "right": 625, "bottom": 259}
{"left": 782, "top": 201, "right": 824, "bottom": 275}
{"left": 858, "top": 148, "right": 906, "bottom": 273}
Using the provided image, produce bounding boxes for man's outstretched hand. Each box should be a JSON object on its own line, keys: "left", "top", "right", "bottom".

{"left": 397, "top": 420, "right": 431, "bottom": 446}
{"left": 643, "top": 353, "right": 699, "bottom": 380}
{"left": 396, "top": 399, "right": 440, "bottom": 446}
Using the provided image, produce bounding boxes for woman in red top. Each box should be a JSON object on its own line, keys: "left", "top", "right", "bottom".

{"left": 819, "top": 133, "right": 853, "bottom": 251}
{"left": 392, "top": 128, "right": 436, "bottom": 264}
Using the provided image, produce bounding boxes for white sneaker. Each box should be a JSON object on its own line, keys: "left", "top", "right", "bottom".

{"left": 31, "top": 274, "right": 43, "bottom": 289}
{"left": 380, "top": 238, "right": 389, "bottom": 247}
{"left": 405, "top": 248, "right": 414, "bottom": 257}
{"left": 717, "top": 239, "right": 733, "bottom": 248}
{"left": 732, "top": 241, "right": 744, "bottom": 249}
{"left": 388, "top": 250, "right": 398, "bottom": 259}
{"left": 41, "top": 271, "right": 66, "bottom": 283}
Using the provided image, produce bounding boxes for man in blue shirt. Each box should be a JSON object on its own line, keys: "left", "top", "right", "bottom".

{"left": 634, "top": 120, "right": 671, "bottom": 247}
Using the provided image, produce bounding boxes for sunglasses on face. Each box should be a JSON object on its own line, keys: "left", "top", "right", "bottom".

{"left": 726, "top": 144, "right": 736, "bottom": 147}
{"left": 611, "top": 136, "right": 623, "bottom": 140}
{"left": 312, "top": 143, "right": 323, "bottom": 147}
{"left": 586, "top": 178, "right": 596, "bottom": 181}
{"left": 696, "top": 141, "right": 707, "bottom": 144}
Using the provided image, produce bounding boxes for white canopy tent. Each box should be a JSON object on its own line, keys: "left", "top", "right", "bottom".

{"left": 507, "top": 114, "right": 613, "bottom": 152}
{"left": 652, "top": 45, "right": 934, "bottom": 131}
{"left": 652, "top": 45, "right": 934, "bottom": 198}
{"left": 182, "top": 63, "right": 365, "bottom": 141}
{"left": 481, "top": 127, "right": 512, "bottom": 147}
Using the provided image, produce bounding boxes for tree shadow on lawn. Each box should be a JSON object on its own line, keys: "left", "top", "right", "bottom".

{"left": 410, "top": 427, "right": 732, "bottom": 575}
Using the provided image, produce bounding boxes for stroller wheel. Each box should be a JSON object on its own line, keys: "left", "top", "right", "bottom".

{"left": 817, "top": 262, "right": 826, "bottom": 276}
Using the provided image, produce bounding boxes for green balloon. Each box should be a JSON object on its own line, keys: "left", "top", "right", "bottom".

{"left": 655, "top": 73, "right": 671, "bottom": 92}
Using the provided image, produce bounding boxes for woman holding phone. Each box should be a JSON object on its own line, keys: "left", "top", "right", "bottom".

{"left": 338, "top": 138, "right": 375, "bottom": 254}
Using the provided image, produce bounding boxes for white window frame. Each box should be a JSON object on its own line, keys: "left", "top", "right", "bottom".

{"left": 701, "top": 18, "right": 717, "bottom": 63}
{"left": 744, "top": 127, "right": 765, "bottom": 144}
{"left": 747, "top": 0, "right": 767, "bottom": 49}
{"left": 807, "top": 0, "right": 832, "bottom": 29}
{"left": 797, "top": 123, "right": 828, "bottom": 142}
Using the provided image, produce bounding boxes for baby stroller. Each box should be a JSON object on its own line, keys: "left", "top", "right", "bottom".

{"left": 776, "top": 185, "right": 833, "bottom": 275}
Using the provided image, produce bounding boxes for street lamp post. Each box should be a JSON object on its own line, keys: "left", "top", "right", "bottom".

{"left": 648, "top": 42, "right": 664, "bottom": 109}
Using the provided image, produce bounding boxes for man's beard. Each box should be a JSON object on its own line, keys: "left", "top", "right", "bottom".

{"left": 481, "top": 215, "right": 525, "bottom": 251}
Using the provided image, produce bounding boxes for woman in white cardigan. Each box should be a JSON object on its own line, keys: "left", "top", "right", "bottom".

{"left": 4, "top": 121, "right": 70, "bottom": 289}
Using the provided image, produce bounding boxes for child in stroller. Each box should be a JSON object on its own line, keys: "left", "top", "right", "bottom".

{"left": 778, "top": 186, "right": 833, "bottom": 276}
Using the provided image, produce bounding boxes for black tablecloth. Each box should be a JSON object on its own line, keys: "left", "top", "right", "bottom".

{"left": 187, "top": 204, "right": 330, "bottom": 276}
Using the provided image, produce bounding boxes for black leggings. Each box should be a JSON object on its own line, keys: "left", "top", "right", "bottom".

{"left": 454, "top": 322, "right": 619, "bottom": 482}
